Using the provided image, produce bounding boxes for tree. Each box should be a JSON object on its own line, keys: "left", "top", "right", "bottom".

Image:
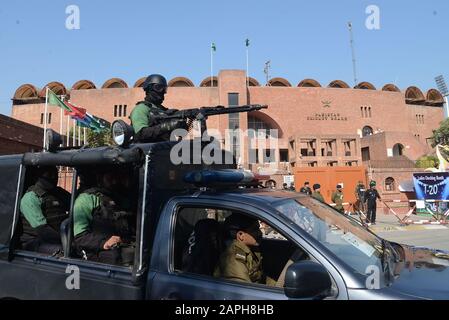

{"left": 416, "top": 155, "right": 439, "bottom": 169}
{"left": 431, "top": 118, "right": 449, "bottom": 147}
{"left": 68, "top": 126, "right": 113, "bottom": 148}
{"left": 86, "top": 128, "right": 113, "bottom": 148}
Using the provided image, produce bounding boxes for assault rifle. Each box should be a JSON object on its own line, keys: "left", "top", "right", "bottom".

{"left": 156, "top": 104, "right": 268, "bottom": 134}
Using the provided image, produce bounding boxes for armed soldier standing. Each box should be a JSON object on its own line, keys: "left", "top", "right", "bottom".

{"left": 365, "top": 181, "right": 381, "bottom": 225}
{"left": 130, "top": 74, "right": 187, "bottom": 143}
{"left": 73, "top": 169, "right": 135, "bottom": 265}
{"left": 354, "top": 181, "right": 366, "bottom": 213}
{"left": 312, "top": 184, "right": 325, "bottom": 203}
{"left": 20, "top": 166, "right": 70, "bottom": 254}
{"left": 331, "top": 185, "right": 345, "bottom": 214}
{"left": 300, "top": 181, "right": 312, "bottom": 196}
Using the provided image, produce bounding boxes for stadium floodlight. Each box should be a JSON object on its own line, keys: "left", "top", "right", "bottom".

{"left": 435, "top": 75, "right": 449, "bottom": 119}
{"left": 435, "top": 75, "right": 449, "bottom": 97}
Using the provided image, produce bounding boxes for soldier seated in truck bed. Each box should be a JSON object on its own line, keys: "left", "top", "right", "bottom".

{"left": 19, "top": 166, "right": 71, "bottom": 254}
{"left": 73, "top": 167, "right": 136, "bottom": 266}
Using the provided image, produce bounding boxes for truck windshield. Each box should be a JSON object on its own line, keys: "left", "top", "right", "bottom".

{"left": 274, "top": 196, "right": 385, "bottom": 278}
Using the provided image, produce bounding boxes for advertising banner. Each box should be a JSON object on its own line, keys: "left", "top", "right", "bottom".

{"left": 413, "top": 172, "right": 449, "bottom": 200}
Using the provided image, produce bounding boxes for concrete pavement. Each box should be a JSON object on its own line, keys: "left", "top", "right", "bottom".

{"left": 365, "top": 214, "right": 449, "bottom": 251}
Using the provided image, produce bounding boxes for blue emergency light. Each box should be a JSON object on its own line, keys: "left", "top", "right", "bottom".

{"left": 184, "top": 169, "right": 256, "bottom": 186}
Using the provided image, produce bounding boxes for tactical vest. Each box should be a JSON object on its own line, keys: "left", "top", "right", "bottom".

{"left": 84, "top": 188, "right": 133, "bottom": 238}
{"left": 138, "top": 101, "right": 172, "bottom": 141}
{"left": 22, "top": 184, "right": 69, "bottom": 238}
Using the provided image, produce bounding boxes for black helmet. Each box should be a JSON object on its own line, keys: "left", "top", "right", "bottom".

{"left": 142, "top": 74, "right": 168, "bottom": 93}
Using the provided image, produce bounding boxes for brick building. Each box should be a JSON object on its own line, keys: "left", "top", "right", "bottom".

{"left": 0, "top": 114, "right": 44, "bottom": 155}
{"left": 9, "top": 70, "right": 446, "bottom": 200}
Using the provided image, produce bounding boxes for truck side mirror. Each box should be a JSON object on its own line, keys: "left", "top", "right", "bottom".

{"left": 284, "top": 261, "right": 332, "bottom": 299}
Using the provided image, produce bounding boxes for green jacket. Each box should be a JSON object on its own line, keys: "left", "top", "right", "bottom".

{"left": 331, "top": 191, "right": 344, "bottom": 211}
{"left": 73, "top": 193, "right": 101, "bottom": 237}
{"left": 214, "top": 240, "right": 264, "bottom": 284}
{"left": 129, "top": 101, "right": 166, "bottom": 135}
{"left": 312, "top": 191, "right": 325, "bottom": 203}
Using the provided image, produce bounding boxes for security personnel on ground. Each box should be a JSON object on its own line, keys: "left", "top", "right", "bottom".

{"left": 214, "top": 214, "right": 276, "bottom": 285}
{"left": 365, "top": 181, "right": 381, "bottom": 225}
{"left": 354, "top": 181, "right": 366, "bottom": 212}
{"left": 312, "top": 184, "right": 325, "bottom": 203}
{"left": 331, "top": 185, "right": 345, "bottom": 213}
{"left": 130, "top": 74, "right": 187, "bottom": 143}
{"left": 73, "top": 169, "right": 135, "bottom": 265}
{"left": 300, "top": 181, "right": 312, "bottom": 196}
{"left": 20, "top": 166, "right": 71, "bottom": 253}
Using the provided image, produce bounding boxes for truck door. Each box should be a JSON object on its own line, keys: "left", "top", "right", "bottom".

{"left": 147, "top": 198, "right": 322, "bottom": 300}
{"left": 0, "top": 156, "right": 23, "bottom": 260}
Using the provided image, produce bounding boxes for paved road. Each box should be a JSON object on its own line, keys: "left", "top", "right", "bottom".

{"left": 377, "top": 229, "right": 449, "bottom": 251}
{"left": 369, "top": 214, "right": 449, "bottom": 251}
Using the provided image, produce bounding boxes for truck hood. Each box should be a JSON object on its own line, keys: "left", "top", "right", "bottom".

{"left": 388, "top": 245, "right": 449, "bottom": 299}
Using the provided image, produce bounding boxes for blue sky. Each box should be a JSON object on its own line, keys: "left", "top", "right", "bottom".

{"left": 0, "top": 0, "right": 448, "bottom": 115}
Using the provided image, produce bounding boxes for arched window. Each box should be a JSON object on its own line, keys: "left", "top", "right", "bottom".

{"left": 393, "top": 144, "right": 404, "bottom": 157}
{"left": 248, "top": 115, "right": 275, "bottom": 138}
{"left": 362, "top": 126, "right": 373, "bottom": 137}
{"left": 385, "top": 177, "right": 396, "bottom": 191}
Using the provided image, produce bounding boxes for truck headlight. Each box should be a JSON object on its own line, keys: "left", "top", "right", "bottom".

{"left": 112, "top": 120, "right": 134, "bottom": 147}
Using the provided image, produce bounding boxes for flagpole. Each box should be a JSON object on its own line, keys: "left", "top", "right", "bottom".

{"left": 66, "top": 115, "right": 70, "bottom": 147}
{"left": 60, "top": 96, "right": 64, "bottom": 146}
{"left": 43, "top": 87, "right": 49, "bottom": 150}
{"left": 73, "top": 120, "right": 76, "bottom": 146}
{"left": 210, "top": 44, "right": 213, "bottom": 87}
{"left": 246, "top": 44, "right": 249, "bottom": 88}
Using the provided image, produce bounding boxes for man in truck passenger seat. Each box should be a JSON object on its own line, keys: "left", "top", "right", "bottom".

{"left": 20, "top": 166, "right": 71, "bottom": 254}
{"left": 73, "top": 169, "right": 135, "bottom": 266}
{"left": 214, "top": 214, "right": 276, "bottom": 286}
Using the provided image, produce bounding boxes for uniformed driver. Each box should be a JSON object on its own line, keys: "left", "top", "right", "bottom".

{"left": 214, "top": 214, "right": 276, "bottom": 286}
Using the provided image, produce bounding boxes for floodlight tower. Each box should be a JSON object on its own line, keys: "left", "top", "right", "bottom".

{"left": 264, "top": 60, "right": 271, "bottom": 86}
{"left": 435, "top": 75, "right": 449, "bottom": 119}
{"left": 348, "top": 22, "right": 358, "bottom": 87}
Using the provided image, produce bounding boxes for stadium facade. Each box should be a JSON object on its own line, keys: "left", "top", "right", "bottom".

{"left": 10, "top": 70, "right": 446, "bottom": 201}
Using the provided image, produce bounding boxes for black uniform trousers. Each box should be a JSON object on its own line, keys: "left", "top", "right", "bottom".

{"left": 366, "top": 203, "right": 377, "bottom": 223}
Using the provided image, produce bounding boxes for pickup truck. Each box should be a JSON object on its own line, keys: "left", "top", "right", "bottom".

{"left": 0, "top": 141, "right": 449, "bottom": 300}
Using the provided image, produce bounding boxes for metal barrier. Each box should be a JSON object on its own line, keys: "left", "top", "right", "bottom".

{"left": 383, "top": 200, "right": 449, "bottom": 226}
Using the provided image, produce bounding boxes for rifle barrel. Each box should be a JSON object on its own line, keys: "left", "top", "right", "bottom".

{"left": 161, "top": 104, "right": 268, "bottom": 120}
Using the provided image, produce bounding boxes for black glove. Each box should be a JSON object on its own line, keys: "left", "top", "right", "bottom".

{"left": 160, "top": 119, "right": 188, "bottom": 132}
{"left": 165, "top": 109, "right": 179, "bottom": 116}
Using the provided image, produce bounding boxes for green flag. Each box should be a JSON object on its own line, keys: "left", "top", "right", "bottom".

{"left": 211, "top": 42, "right": 216, "bottom": 52}
{"left": 47, "top": 89, "right": 72, "bottom": 112}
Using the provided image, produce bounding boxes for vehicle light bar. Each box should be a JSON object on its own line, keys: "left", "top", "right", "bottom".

{"left": 184, "top": 169, "right": 256, "bottom": 186}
